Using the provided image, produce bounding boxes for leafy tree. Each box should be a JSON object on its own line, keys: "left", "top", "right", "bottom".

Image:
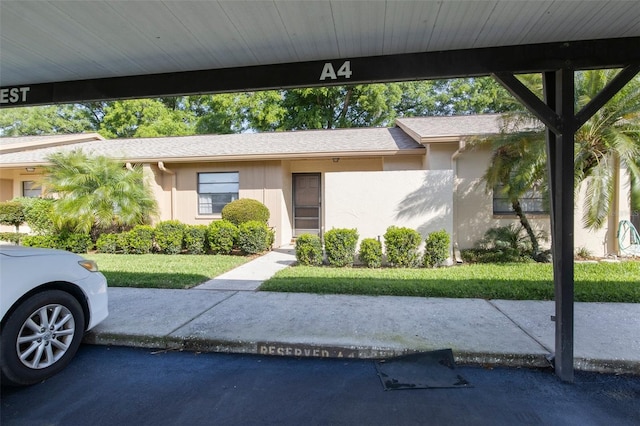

{"left": 98, "top": 99, "right": 192, "bottom": 138}
{"left": 279, "top": 84, "right": 403, "bottom": 129}
{"left": 188, "top": 94, "right": 248, "bottom": 134}
{"left": 1, "top": 78, "right": 520, "bottom": 138}
{"left": 395, "top": 78, "right": 519, "bottom": 117}
{"left": 0, "top": 104, "right": 93, "bottom": 136}
{"left": 41, "top": 150, "right": 158, "bottom": 233}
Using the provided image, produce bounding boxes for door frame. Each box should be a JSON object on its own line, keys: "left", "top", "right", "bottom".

{"left": 292, "top": 173, "right": 321, "bottom": 237}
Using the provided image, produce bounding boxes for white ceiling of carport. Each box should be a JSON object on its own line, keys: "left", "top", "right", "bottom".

{"left": 1, "top": 1, "right": 639, "bottom": 87}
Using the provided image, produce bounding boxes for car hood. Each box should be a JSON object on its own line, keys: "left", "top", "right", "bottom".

{"left": 0, "top": 245, "right": 77, "bottom": 258}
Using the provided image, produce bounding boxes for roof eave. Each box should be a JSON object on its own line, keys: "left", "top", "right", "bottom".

{"left": 0, "top": 148, "right": 425, "bottom": 168}
{"left": 0, "top": 133, "right": 105, "bottom": 154}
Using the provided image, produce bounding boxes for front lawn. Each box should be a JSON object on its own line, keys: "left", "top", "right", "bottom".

{"left": 85, "top": 253, "right": 639, "bottom": 302}
{"left": 259, "top": 261, "right": 640, "bottom": 302}
{"left": 86, "top": 254, "right": 251, "bottom": 289}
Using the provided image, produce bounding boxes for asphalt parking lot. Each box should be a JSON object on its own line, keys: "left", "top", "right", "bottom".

{"left": 2, "top": 345, "right": 639, "bottom": 426}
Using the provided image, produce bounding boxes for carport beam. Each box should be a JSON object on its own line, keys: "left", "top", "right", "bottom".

{"left": 548, "top": 68, "right": 576, "bottom": 383}
{"left": 495, "top": 65, "right": 639, "bottom": 382}
{"left": 494, "top": 69, "right": 577, "bottom": 382}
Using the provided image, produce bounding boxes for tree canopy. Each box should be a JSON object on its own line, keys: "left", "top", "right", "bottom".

{"left": 0, "top": 77, "right": 518, "bottom": 137}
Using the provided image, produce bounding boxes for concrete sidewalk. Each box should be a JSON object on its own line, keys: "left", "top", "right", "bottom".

{"left": 84, "top": 248, "right": 640, "bottom": 375}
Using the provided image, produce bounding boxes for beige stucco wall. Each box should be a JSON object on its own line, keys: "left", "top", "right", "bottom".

{"left": 146, "top": 157, "right": 418, "bottom": 248}
{"left": 453, "top": 146, "right": 552, "bottom": 250}
{"left": 426, "top": 142, "right": 459, "bottom": 170}
{"left": 0, "top": 178, "right": 12, "bottom": 202}
{"left": 453, "top": 144, "right": 631, "bottom": 257}
{"left": 324, "top": 170, "right": 454, "bottom": 253}
{"left": 150, "top": 161, "right": 289, "bottom": 246}
{"left": 0, "top": 169, "right": 42, "bottom": 200}
{"left": 573, "top": 165, "right": 632, "bottom": 257}
{"left": 382, "top": 155, "right": 425, "bottom": 171}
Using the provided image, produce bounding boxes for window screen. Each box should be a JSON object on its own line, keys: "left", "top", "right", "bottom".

{"left": 198, "top": 172, "right": 239, "bottom": 214}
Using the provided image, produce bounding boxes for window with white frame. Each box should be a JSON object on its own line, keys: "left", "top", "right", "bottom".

{"left": 22, "top": 181, "right": 42, "bottom": 198}
{"left": 493, "top": 184, "right": 547, "bottom": 215}
{"left": 198, "top": 172, "right": 239, "bottom": 215}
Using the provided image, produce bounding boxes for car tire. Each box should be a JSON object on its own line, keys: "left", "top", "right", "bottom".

{"left": 1, "top": 290, "right": 85, "bottom": 386}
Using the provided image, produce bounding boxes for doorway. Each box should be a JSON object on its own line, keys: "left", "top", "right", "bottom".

{"left": 293, "top": 173, "right": 321, "bottom": 237}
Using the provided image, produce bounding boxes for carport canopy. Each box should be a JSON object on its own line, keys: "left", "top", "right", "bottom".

{"left": 1, "top": 0, "right": 639, "bottom": 382}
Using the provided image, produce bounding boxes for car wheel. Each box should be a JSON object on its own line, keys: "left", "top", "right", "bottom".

{"left": 1, "top": 290, "right": 85, "bottom": 386}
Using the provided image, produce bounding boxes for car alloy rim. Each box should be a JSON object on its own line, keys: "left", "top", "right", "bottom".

{"left": 16, "top": 304, "right": 76, "bottom": 369}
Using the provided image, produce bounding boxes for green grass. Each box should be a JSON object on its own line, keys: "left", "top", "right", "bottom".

{"left": 84, "top": 253, "right": 639, "bottom": 302}
{"left": 260, "top": 261, "right": 640, "bottom": 302}
{"left": 85, "top": 254, "right": 251, "bottom": 289}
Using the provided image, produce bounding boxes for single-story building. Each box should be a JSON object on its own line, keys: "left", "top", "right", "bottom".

{"left": 0, "top": 115, "right": 632, "bottom": 257}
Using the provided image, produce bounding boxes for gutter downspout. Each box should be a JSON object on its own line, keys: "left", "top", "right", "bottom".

{"left": 450, "top": 141, "right": 465, "bottom": 264}
{"left": 158, "top": 162, "right": 176, "bottom": 220}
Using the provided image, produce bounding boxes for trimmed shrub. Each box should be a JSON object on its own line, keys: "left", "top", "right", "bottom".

{"left": 324, "top": 228, "right": 359, "bottom": 267}
{"left": 17, "top": 197, "right": 56, "bottom": 235}
{"left": 0, "top": 232, "right": 24, "bottom": 244}
{"left": 96, "top": 233, "right": 119, "bottom": 254}
{"left": 207, "top": 220, "right": 238, "bottom": 255}
{"left": 61, "top": 233, "right": 92, "bottom": 253}
{"left": 460, "top": 248, "right": 533, "bottom": 264}
{"left": 154, "top": 220, "right": 185, "bottom": 254}
{"left": 237, "top": 220, "right": 272, "bottom": 254}
{"left": 0, "top": 201, "right": 25, "bottom": 231}
{"left": 117, "top": 232, "right": 131, "bottom": 254}
{"left": 22, "top": 235, "right": 60, "bottom": 249}
{"left": 295, "top": 234, "right": 323, "bottom": 266}
{"left": 20, "top": 232, "right": 90, "bottom": 252}
{"left": 423, "top": 229, "right": 450, "bottom": 268}
{"left": 125, "top": 225, "right": 155, "bottom": 254}
{"left": 384, "top": 226, "right": 422, "bottom": 268}
{"left": 358, "top": 238, "right": 383, "bottom": 268}
{"left": 221, "top": 198, "right": 270, "bottom": 225}
{"left": 184, "top": 225, "right": 208, "bottom": 254}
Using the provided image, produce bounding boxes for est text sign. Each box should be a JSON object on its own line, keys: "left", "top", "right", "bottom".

{"left": 0, "top": 86, "right": 30, "bottom": 105}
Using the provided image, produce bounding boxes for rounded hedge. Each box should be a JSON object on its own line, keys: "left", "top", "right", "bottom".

{"left": 384, "top": 226, "right": 422, "bottom": 268}
{"left": 184, "top": 225, "right": 208, "bottom": 254}
{"left": 237, "top": 220, "right": 272, "bottom": 254}
{"left": 154, "top": 220, "right": 185, "bottom": 255}
{"left": 358, "top": 238, "right": 383, "bottom": 268}
{"left": 324, "top": 228, "right": 358, "bottom": 267}
{"left": 295, "top": 234, "right": 323, "bottom": 266}
{"left": 423, "top": 229, "right": 450, "bottom": 268}
{"left": 221, "top": 199, "right": 270, "bottom": 225}
{"left": 207, "top": 220, "right": 238, "bottom": 254}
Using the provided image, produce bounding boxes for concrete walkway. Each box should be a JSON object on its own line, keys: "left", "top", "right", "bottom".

{"left": 85, "top": 247, "right": 640, "bottom": 375}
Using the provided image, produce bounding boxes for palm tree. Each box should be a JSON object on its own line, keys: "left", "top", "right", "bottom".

{"left": 481, "top": 70, "right": 640, "bottom": 253}
{"left": 573, "top": 70, "right": 640, "bottom": 230}
{"left": 480, "top": 129, "right": 548, "bottom": 259}
{"left": 42, "top": 150, "right": 158, "bottom": 234}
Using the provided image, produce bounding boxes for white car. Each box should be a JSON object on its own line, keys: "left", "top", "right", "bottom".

{"left": 0, "top": 245, "right": 108, "bottom": 386}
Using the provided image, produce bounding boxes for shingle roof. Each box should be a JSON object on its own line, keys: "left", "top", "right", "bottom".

{"left": 0, "top": 133, "right": 104, "bottom": 154}
{"left": 0, "top": 115, "right": 515, "bottom": 166}
{"left": 0, "top": 126, "right": 423, "bottom": 166}
{"left": 396, "top": 114, "right": 503, "bottom": 141}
